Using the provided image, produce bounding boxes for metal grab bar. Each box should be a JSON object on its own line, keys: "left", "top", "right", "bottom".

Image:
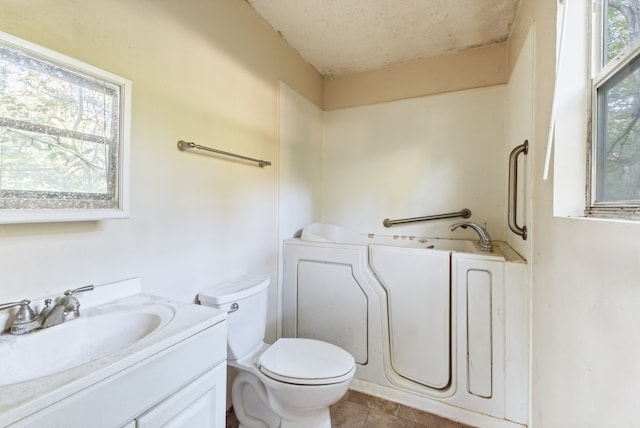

{"left": 508, "top": 140, "right": 528, "bottom": 240}
{"left": 383, "top": 208, "right": 471, "bottom": 227}
{"left": 177, "top": 140, "right": 272, "bottom": 168}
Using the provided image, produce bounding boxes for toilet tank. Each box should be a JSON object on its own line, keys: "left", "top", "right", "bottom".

{"left": 199, "top": 275, "right": 270, "bottom": 360}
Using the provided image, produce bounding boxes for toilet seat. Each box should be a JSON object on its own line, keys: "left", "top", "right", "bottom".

{"left": 259, "top": 338, "right": 355, "bottom": 385}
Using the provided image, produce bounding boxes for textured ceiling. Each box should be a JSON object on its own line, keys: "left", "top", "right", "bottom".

{"left": 247, "top": 0, "right": 522, "bottom": 77}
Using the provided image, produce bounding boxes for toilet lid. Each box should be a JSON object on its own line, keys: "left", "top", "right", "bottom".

{"left": 258, "top": 338, "right": 355, "bottom": 385}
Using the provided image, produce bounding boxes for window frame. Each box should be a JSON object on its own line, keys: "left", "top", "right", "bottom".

{"left": 586, "top": 2, "right": 640, "bottom": 219}
{"left": 0, "top": 30, "right": 131, "bottom": 224}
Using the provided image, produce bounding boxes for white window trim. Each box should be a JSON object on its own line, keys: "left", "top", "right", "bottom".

{"left": 552, "top": 0, "right": 640, "bottom": 220}
{"left": 586, "top": 4, "right": 640, "bottom": 218}
{"left": 551, "top": 0, "right": 590, "bottom": 218}
{"left": 0, "top": 30, "right": 131, "bottom": 224}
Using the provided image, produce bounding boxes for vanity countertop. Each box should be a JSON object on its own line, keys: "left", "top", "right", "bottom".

{"left": 0, "top": 278, "right": 226, "bottom": 427}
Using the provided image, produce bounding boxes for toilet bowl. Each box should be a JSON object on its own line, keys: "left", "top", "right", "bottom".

{"left": 199, "top": 275, "right": 355, "bottom": 428}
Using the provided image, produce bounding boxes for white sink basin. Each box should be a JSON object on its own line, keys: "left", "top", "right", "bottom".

{"left": 0, "top": 279, "right": 227, "bottom": 428}
{"left": 0, "top": 304, "right": 173, "bottom": 386}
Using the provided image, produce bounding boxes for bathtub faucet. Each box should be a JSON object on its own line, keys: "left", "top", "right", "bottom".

{"left": 449, "top": 222, "right": 493, "bottom": 252}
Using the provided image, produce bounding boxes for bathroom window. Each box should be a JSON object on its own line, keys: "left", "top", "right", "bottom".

{"left": 587, "top": 1, "right": 640, "bottom": 218}
{"left": 0, "top": 31, "right": 130, "bottom": 223}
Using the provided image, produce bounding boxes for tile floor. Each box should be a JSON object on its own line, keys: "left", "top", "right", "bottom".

{"left": 225, "top": 390, "right": 477, "bottom": 428}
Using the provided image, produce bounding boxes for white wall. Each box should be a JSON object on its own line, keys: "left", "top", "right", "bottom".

{"left": 323, "top": 87, "right": 507, "bottom": 240}
{"left": 277, "top": 82, "right": 325, "bottom": 242}
{"left": 508, "top": 1, "right": 640, "bottom": 426}
{"left": 277, "top": 82, "right": 324, "bottom": 334}
{"left": 505, "top": 25, "right": 534, "bottom": 261}
{"left": 0, "top": 0, "right": 322, "bottom": 342}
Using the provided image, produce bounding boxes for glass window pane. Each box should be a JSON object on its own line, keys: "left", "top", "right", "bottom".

{"left": 595, "top": 54, "right": 640, "bottom": 203}
{"left": 0, "top": 46, "right": 118, "bottom": 140}
{"left": 0, "top": 39, "right": 122, "bottom": 211}
{"left": 0, "top": 32, "right": 129, "bottom": 221}
{"left": 0, "top": 128, "right": 109, "bottom": 194}
{"left": 604, "top": 1, "right": 640, "bottom": 65}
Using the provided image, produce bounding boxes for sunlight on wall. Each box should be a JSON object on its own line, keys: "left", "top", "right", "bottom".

{"left": 0, "top": 0, "right": 322, "bottom": 343}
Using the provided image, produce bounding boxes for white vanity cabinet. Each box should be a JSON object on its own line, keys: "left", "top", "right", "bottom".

{"left": 136, "top": 363, "right": 226, "bottom": 427}
{"left": 6, "top": 316, "right": 227, "bottom": 428}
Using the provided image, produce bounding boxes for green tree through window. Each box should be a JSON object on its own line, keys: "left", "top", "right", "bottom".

{"left": 0, "top": 32, "right": 130, "bottom": 222}
{"left": 0, "top": 47, "right": 118, "bottom": 195}
{"left": 590, "top": 1, "right": 640, "bottom": 212}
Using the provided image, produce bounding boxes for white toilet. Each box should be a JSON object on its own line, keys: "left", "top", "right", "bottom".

{"left": 198, "top": 275, "right": 355, "bottom": 428}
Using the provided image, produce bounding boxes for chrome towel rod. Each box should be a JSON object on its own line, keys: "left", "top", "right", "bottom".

{"left": 177, "top": 140, "right": 272, "bottom": 168}
{"left": 383, "top": 208, "right": 471, "bottom": 227}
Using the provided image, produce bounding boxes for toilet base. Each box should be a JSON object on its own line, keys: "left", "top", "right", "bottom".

{"left": 232, "top": 372, "right": 333, "bottom": 428}
{"left": 237, "top": 411, "right": 330, "bottom": 428}
{"left": 280, "top": 409, "right": 330, "bottom": 428}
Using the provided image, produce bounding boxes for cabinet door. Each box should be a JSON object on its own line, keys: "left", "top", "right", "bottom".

{"left": 137, "top": 363, "right": 226, "bottom": 428}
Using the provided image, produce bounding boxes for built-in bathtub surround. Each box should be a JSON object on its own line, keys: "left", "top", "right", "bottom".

{"left": 321, "top": 86, "right": 507, "bottom": 239}
{"left": 0, "top": 278, "right": 228, "bottom": 427}
{"left": 283, "top": 223, "right": 529, "bottom": 428}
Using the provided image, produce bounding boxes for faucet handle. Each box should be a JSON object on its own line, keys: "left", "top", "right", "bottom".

{"left": 64, "top": 285, "right": 95, "bottom": 296}
{"left": 0, "top": 300, "right": 36, "bottom": 323}
{"left": 0, "top": 299, "right": 31, "bottom": 311}
{"left": 60, "top": 285, "right": 94, "bottom": 321}
{"left": 0, "top": 300, "right": 40, "bottom": 334}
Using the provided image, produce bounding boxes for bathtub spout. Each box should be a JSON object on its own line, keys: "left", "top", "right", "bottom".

{"left": 449, "top": 222, "right": 493, "bottom": 252}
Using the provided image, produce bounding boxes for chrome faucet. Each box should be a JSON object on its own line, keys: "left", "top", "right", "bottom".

{"left": 41, "top": 285, "right": 94, "bottom": 328}
{"left": 1, "top": 285, "right": 94, "bottom": 334}
{"left": 40, "top": 301, "right": 67, "bottom": 329}
{"left": 450, "top": 222, "right": 493, "bottom": 252}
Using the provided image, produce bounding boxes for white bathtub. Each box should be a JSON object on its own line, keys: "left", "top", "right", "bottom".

{"left": 282, "top": 223, "right": 528, "bottom": 428}
{"left": 300, "top": 222, "right": 518, "bottom": 258}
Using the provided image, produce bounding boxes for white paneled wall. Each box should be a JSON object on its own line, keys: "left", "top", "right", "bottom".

{"left": 323, "top": 87, "right": 507, "bottom": 239}
{"left": 277, "top": 83, "right": 324, "bottom": 334}
{"left": 277, "top": 83, "right": 324, "bottom": 242}
{"left": 505, "top": 26, "right": 534, "bottom": 260}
